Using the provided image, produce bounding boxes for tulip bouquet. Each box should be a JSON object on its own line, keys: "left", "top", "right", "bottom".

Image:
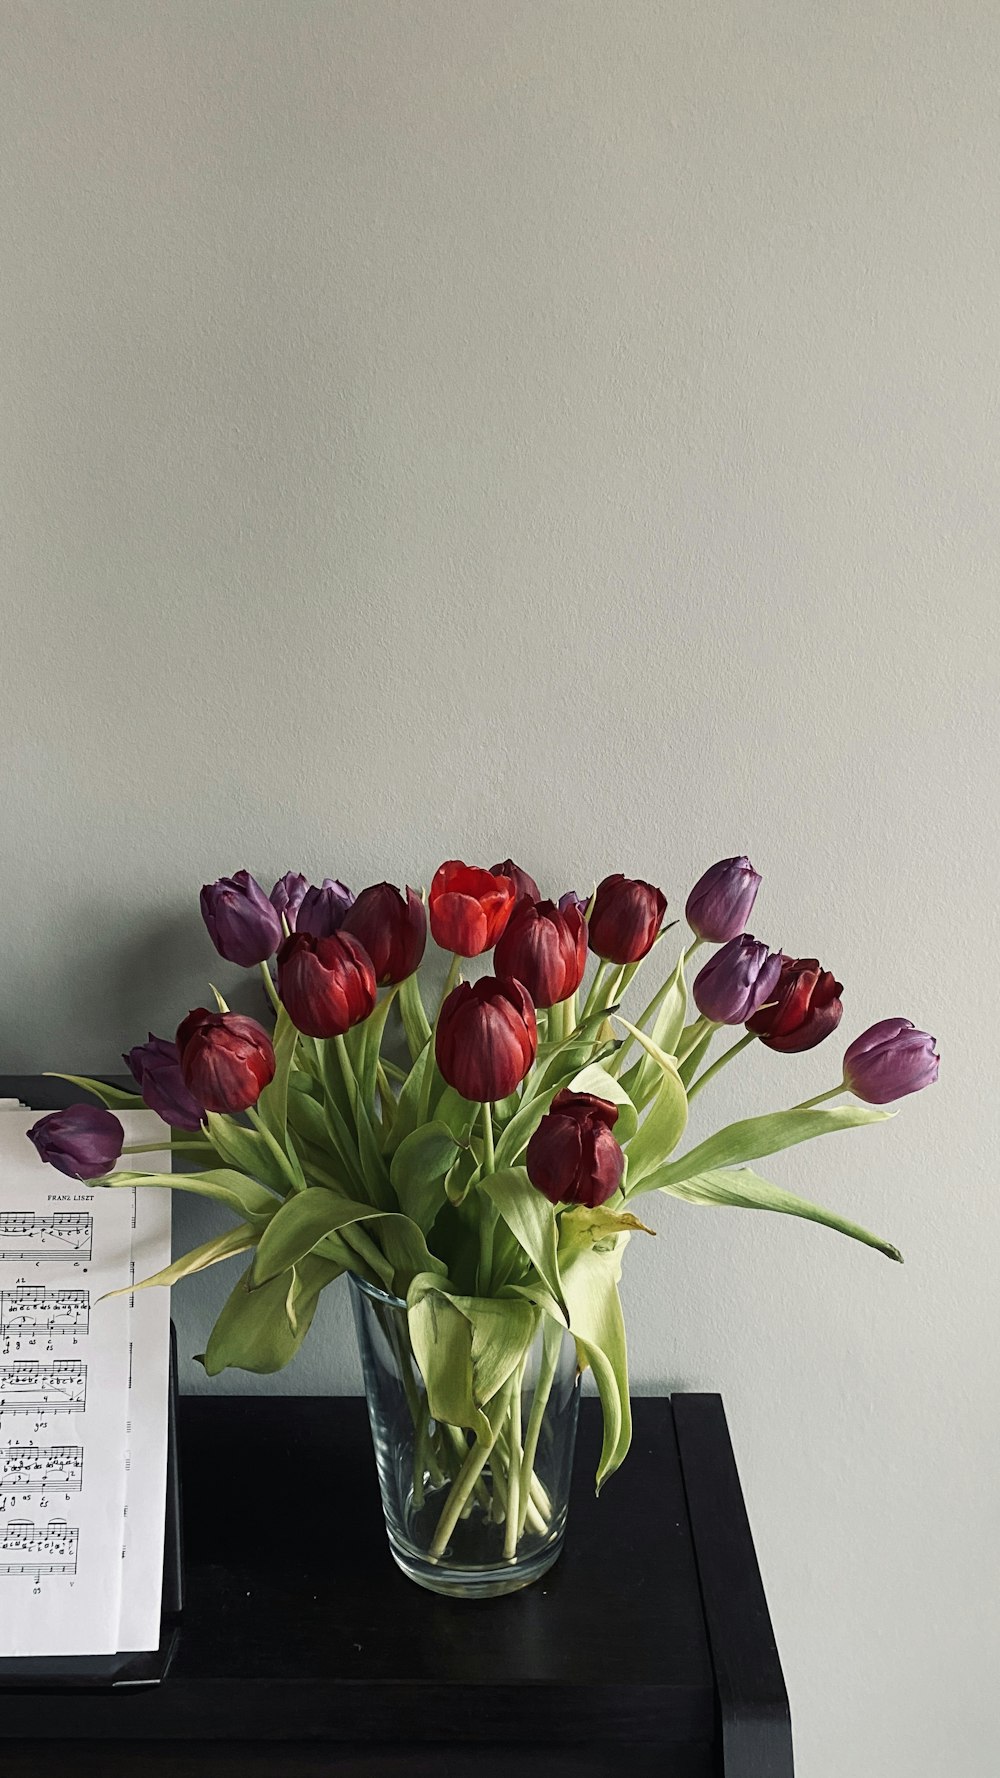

{"left": 30, "top": 855, "right": 939, "bottom": 1589}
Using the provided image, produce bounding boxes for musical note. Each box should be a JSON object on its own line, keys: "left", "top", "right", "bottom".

{"left": 0, "top": 1359, "right": 87, "bottom": 1415}
{"left": 0, "top": 1519, "right": 79, "bottom": 1578}
{"left": 0, "top": 1444, "right": 83, "bottom": 1493}
{"left": 0, "top": 1211, "right": 92, "bottom": 1263}
{"left": 0, "top": 1287, "right": 89, "bottom": 1338}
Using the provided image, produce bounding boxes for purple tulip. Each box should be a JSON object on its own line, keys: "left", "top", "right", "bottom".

{"left": 124, "top": 1033, "right": 206, "bottom": 1132}
{"left": 558, "top": 890, "right": 589, "bottom": 917}
{"left": 297, "top": 878, "right": 355, "bottom": 938}
{"left": 843, "top": 1019, "right": 940, "bottom": 1104}
{"left": 693, "top": 934, "right": 783, "bottom": 1025}
{"left": 270, "top": 872, "right": 309, "bottom": 930}
{"left": 686, "top": 855, "right": 761, "bottom": 944}
{"left": 200, "top": 871, "right": 283, "bottom": 966}
{"left": 28, "top": 1105, "right": 124, "bottom": 1181}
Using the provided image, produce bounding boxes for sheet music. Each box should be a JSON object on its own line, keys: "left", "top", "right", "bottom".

{"left": 0, "top": 1108, "right": 171, "bottom": 1656}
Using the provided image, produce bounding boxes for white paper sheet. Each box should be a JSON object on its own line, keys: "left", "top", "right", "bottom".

{"left": 0, "top": 1108, "right": 172, "bottom": 1656}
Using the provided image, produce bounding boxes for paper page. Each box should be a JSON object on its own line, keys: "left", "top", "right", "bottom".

{"left": 117, "top": 1110, "right": 172, "bottom": 1652}
{"left": 0, "top": 1112, "right": 134, "bottom": 1655}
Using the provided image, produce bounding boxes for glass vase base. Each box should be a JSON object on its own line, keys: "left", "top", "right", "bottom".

{"left": 388, "top": 1537, "right": 566, "bottom": 1600}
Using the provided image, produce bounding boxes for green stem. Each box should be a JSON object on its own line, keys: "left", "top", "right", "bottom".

{"left": 259, "top": 960, "right": 282, "bottom": 1017}
{"left": 481, "top": 1099, "right": 495, "bottom": 1173}
{"left": 792, "top": 1084, "right": 847, "bottom": 1110}
{"left": 477, "top": 1103, "right": 498, "bottom": 1293}
{"left": 503, "top": 1367, "right": 524, "bottom": 1558}
{"left": 676, "top": 1015, "right": 714, "bottom": 1064}
{"left": 246, "top": 1107, "right": 302, "bottom": 1194}
{"left": 120, "top": 1140, "right": 206, "bottom": 1154}
{"left": 435, "top": 953, "right": 462, "bottom": 1020}
{"left": 580, "top": 960, "right": 610, "bottom": 1023}
{"left": 687, "top": 1031, "right": 756, "bottom": 1101}
{"left": 517, "top": 1319, "right": 560, "bottom": 1537}
{"left": 429, "top": 1406, "right": 504, "bottom": 1560}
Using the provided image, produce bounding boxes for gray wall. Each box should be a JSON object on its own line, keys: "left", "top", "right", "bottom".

{"left": 2, "top": 4, "right": 997, "bottom": 1772}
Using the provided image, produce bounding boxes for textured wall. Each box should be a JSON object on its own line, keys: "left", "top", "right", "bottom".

{"left": 2, "top": 4, "right": 997, "bottom": 1771}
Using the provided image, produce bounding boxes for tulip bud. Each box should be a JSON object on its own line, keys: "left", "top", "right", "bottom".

{"left": 342, "top": 882, "right": 427, "bottom": 985}
{"left": 28, "top": 1105, "right": 124, "bottom": 1181}
{"left": 685, "top": 855, "right": 761, "bottom": 944}
{"left": 494, "top": 898, "right": 588, "bottom": 1008}
{"left": 277, "top": 931, "right": 377, "bottom": 1039}
{"left": 200, "top": 871, "right": 283, "bottom": 967}
{"left": 746, "top": 956, "right": 843, "bottom": 1052}
{"left": 558, "top": 890, "right": 588, "bottom": 917}
{"left": 297, "top": 878, "right": 355, "bottom": 938}
{"left": 588, "top": 874, "right": 667, "bottom": 964}
{"left": 525, "top": 1090, "right": 625, "bottom": 1208}
{"left": 428, "top": 861, "right": 517, "bottom": 956}
{"left": 490, "top": 859, "right": 541, "bottom": 904}
{"left": 124, "top": 1033, "right": 206, "bottom": 1131}
{"left": 270, "top": 872, "right": 309, "bottom": 930}
{"left": 176, "top": 1009, "right": 276, "bottom": 1113}
{"left": 693, "top": 934, "right": 783, "bottom": 1024}
{"left": 435, "top": 977, "right": 537, "bottom": 1101}
{"left": 843, "top": 1019, "right": 940, "bottom": 1104}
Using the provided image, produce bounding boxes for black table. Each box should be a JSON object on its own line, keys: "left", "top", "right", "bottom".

{"left": 0, "top": 1394, "right": 792, "bottom": 1776}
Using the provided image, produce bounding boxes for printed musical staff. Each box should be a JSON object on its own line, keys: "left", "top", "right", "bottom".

{"left": 0, "top": 1359, "right": 87, "bottom": 1415}
{"left": 0, "top": 1444, "right": 83, "bottom": 1493}
{"left": 0, "top": 1287, "right": 89, "bottom": 1338}
{"left": 0, "top": 1519, "right": 79, "bottom": 1578}
{"left": 0, "top": 1211, "right": 92, "bottom": 1263}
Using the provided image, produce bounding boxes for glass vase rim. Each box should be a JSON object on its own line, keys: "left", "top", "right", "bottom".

{"left": 347, "top": 1270, "right": 408, "bottom": 1311}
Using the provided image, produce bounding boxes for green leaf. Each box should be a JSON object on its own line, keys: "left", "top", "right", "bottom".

{"left": 103, "top": 1221, "right": 257, "bottom": 1298}
{"left": 615, "top": 1021, "right": 688, "bottom": 1183}
{"left": 407, "top": 1282, "right": 538, "bottom": 1439}
{"left": 255, "top": 1008, "right": 298, "bottom": 1147}
{"left": 204, "top": 1113, "right": 292, "bottom": 1195}
{"left": 252, "top": 1187, "right": 444, "bottom": 1296}
{"left": 634, "top": 1104, "right": 894, "bottom": 1196}
{"left": 356, "top": 988, "right": 400, "bottom": 1113}
{"left": 559, "top": 1241, "right": 632, "bottom": 1489}
{"left": 399, "top": 972, "right": 432, "bottom": 1062}
{"left": 481, "top": 1167, "right": 567, "bottom": 1318}
{"left": 45, "top": 1073, "right": 143, "bottom": 1111}
{"left": 101, "top": 1168, "right": 278, "bottom": 1221}
{"left": 385, "top": 1042, "right": 433, "bottom": 1152}
{"left": 567, "top": 1062, "right": 639, "bottom": 1142}
{"left": 389, "top": 1122, "right": 460, "bottom": 1232}
{"left": 199, "top": 1253, "right": 341, "bottom": 1375}
{"left": 618, "top": 949, "right": 688, "bottom": 1101}
{"left": 659, "top": 1167, "right": 902, "bottom": 1261}
{"left": 558, "top": 1203, "right": 655, "bottom": 1259}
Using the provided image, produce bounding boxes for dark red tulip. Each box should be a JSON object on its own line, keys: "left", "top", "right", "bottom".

{"left": 428, "top": 860, "right": 516, "bottom": 956}
{"left": 526, "top": 1090, "right": 624, "bottom": 1208}
{"left": 494, "top": 898, "right": 588, "bottom": 1008}
{"left": 124, "top": 1032, "right": 206, "bottom": 1131}
{"left": 587, "top": 873, "right": 667, "bottom": 964}
{"left": 28, "top": 1105, "right": 124, "bottom": 1181}
{"left": 176, "top": 1009, "right": 276, "bottom": 1113}
{"left": 435, "top": 976, "right": 537, "bottom": 1102}
{"left": 277, "top": 930, "right": 377, "bottom": 1039}
{"left": 342, "top": 882, "right": 427, "bottom": 985}
{"left": 490, "top": 859, "right": 541, "bottom": 905}
{"left": 746, "top": 955, "right": 843, "bottom": 1052}
{"left": 843, "top": 1019, "right": 939, "bottom": 1103}
{"left": 200, "top": 871, "right": 283, "bottom": 966}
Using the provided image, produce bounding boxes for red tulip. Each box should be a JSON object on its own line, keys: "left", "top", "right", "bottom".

{"left": 342, "top": 882, "right": 426, "bottom": 985}
{"left": 176, "top": 1009, "right": 276, "bottom": 1113}
{"left": 525, "top": 1090, "right": 624, "bottom": 1208}
{"left": 435, "top": 976, "right": 537, "bottom": 1101}
{"left": 490, "top": 859, "right": 541, "bottom": 904}
{"left": 746, "top": 955, "right": 844, "bottom": 1052}
{"left": 494, "top": 898, "right": 587, "bottom": 1008}
{"left": 428, "top": 860, "right": 516, "bottom": 956}
{"left": 588, "top": 873, "right": 667, "bottom": 964}
{"left": 277, "top": 931, "right": 377, "bottom": 1039}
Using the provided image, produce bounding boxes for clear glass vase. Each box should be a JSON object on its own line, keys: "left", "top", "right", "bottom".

{"left": 349, "top": 1272, "right": 580, "bottom": 1598}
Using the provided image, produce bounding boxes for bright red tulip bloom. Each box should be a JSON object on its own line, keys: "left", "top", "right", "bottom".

{"left": 342, "top": 883, "right": 427, "bottom": 985}
{"left": 494, "top": 898, "right": 587, "bottom": 1008}
{"left": 746, "top": 955, "right": 844, "bottom": 1052}
{"left": 435, "top": 976, "right": 537, "bottom": 1101}
{"left": 526, "top": 1090, "right": 624, "bottom": 1208}
{"left": 176, "top": 1009, "right": 276, "bottom": 1113}
{"left": 276, "top": 931, "right": 377, "bottom": 1039}
{"left": 490, "top": 859, "right": 541, "bottom": 904}
{"left": 843, "top": 1019, "right": 940, "bottom": 1103}
{"left": 587, "top": 873, "right": 667, "bottom": 964}
{"left": 428, "top": 860, "right": 516, "bottom": 956}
